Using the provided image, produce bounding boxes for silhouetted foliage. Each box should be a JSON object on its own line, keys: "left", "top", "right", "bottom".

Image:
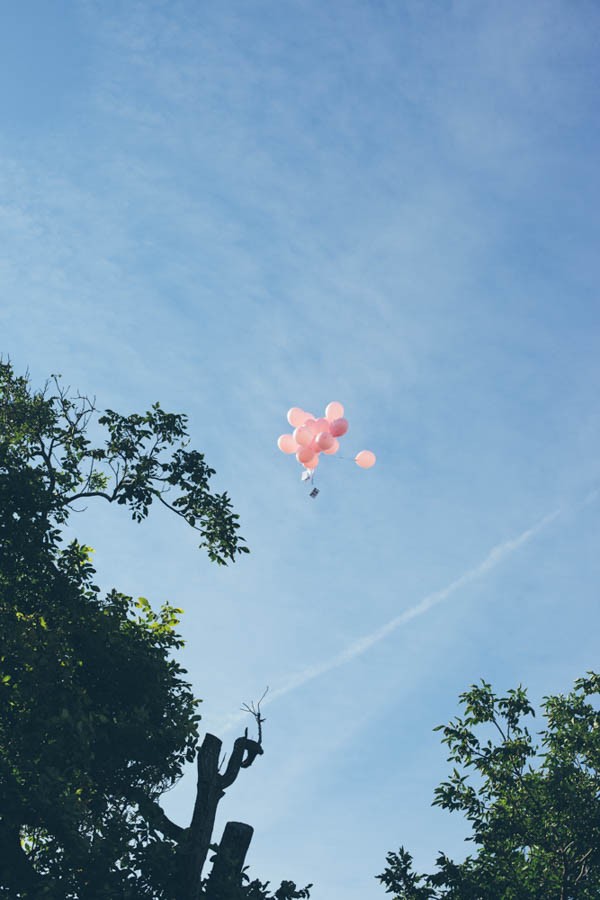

{"left": 0, "top": 361, "right": 309, "bottom": 898}
{"left": 379, "top": 674, "right": 600, "bottom": 899}
{"left": 0, "top": 360, "right": 248, "bottom": 566}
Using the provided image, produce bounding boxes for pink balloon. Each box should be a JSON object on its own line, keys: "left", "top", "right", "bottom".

{"left": 322, "top": 437, "right": 339, "bottom": 455}
{"left": 316, "top": 432, "right": 335, "bottom": 451}
{"left": 287, "top": 407, "right": 306, "bottom": 428}
{"left": 302, "top": 411, "right": 316, "bottom": 424}
{"left": 330, "top": 417, "right": 348, "bottom": 437}
{"left": 313, "top": 417, "right": 330, "bottom": 434}
{"left": 293, "top": 425, "right": 314, "bottom": 447}
{"left": 277, "top": 434, "right": 297, "bottom": 454}
{"left": 304, "top": 418, "right": 318, "bottom": 434}
{"left": 296, "top": 446, "right": 315, "bottom": 464}
{"left": 303, "top": 454, "right": 319, "bottom": 469}
{"left": 325, "top": 401, "right": 344, "bottom": 421}
{"left": 355, "top": 450, "right": 376, "bottom": 469}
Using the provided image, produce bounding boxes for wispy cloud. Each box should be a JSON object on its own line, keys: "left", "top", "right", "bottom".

{"left": 218, "top": 507, "right": 560, "bottom": 733}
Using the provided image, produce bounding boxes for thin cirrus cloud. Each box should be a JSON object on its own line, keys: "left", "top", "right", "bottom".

{"left": 217, "top": 504, "right": 562, "bottom": 734}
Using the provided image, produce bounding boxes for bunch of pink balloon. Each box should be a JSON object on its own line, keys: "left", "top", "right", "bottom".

{"left": 277, "top": 401, "right": 376, "bottom": 473}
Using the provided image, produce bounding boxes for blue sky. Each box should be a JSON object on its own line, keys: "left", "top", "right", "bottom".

{"left": 2, "top": 1, "right": 600, "bottom": 896}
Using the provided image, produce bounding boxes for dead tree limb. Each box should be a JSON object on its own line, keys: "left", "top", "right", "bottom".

{"left": 176, "top": 715, "right": 265, "bottom": 899}
{"left": 204, "top": 821, "right": 254, "bottom": 900}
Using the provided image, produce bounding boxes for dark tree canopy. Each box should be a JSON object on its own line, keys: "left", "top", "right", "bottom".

{"left": 1, "top": 540, "right": 200, "bottom": 897}
{"left": 0, "top": 360, "right": 248, "bottom": 567}
{"left": 378, "top": 674, "right": 600, "bottom": 900}
{"left": 0, "top": 361, "right": 310, "bottom": 898}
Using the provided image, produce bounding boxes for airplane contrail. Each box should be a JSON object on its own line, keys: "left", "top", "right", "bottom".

{"left": 218, "top": 507, "right": 561, "bottom": 732}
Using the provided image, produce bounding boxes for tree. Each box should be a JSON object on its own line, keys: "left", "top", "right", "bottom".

{"left": 0, "top": 360, "right": 248, "bottom": 568}
{"left": 378, "top": 674, "right": 600, "bottom": 899}
{"left": 0, "top": 361, "right": 310, "bottom": 898}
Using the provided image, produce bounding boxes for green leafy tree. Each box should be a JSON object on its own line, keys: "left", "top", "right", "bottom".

{"left": 0, "top": 360, "right": 248, "bottom": 567}
{"left": 378, "top": 674, "right": 600, "bottom": 900}
{"left": 0, "top": 361, "right": 310, "bottom": 899}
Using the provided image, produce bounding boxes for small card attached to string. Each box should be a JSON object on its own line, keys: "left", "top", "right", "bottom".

{"left": 301, "top": 467, "right": 318, "bottom": 498}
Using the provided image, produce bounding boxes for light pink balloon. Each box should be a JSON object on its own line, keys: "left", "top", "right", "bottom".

{"left": 325, "top": 401, "right": 344, "bottom": 421}
{"left": 296, "top": 446, "right": 315, "bottom": 465}
{"left": 323, "top": 437, "right": 339, "bottom": 455}
{"left": 302, "top": 411, "right": 315, "bottom": 424}
{"left": 287, "top": 407, "right": 306, "bottom": 428}
{"left": 293, "top": 425, "right": 314, "bottom": 447}
{"left": 355, "top": 450, "right": 376, "bottom": 469}
{"left": 277, "top": 434, "right": 297, "bottom": 454}
{"left": 313, "top": 417, "right": 330, "bottom": 434}
{"left": 303, "top": 418, "right": 318, "bottom": 434}
{"left": 330, "top": 417, "right": 349, "bottom": 437}
{"left": 316, "top": 431, "right": 335, "bottom": 451}
{"left": 303, "top": 454, "right": 319, "bottom": 469}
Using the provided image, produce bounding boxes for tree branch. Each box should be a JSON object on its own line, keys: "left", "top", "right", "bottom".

{"left": 219, "top": 731, "right": 264, "bottom": 788}
{"left": 128, "top": 788, "right": 185, "bottom": 843}
{"left": 62, "top": 490, "right": 116, "bottom": 505}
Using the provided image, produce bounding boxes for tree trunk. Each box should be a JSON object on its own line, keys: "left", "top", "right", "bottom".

{"left": 204, "top": 821, "right": 254, "bottom": 900}
{"left": 176, "top": 730, "right": 263, "bottom": 899}
{"left": 183, "top": 733, "right": 225, "bottom": 900}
